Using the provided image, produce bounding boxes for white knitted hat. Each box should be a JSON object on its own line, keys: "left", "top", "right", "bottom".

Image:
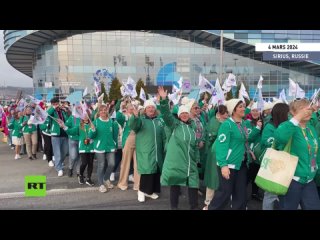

{"left": 144, "top": 99, "right": 156, "bottom": 108}
{"left": 225, "top": 98, "right": 242, "bottom": 115}
{"left": 178, "top": 105, "right": 190, "bottom": 117}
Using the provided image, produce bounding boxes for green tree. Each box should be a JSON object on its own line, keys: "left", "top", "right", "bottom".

{"left": 135, "top": 78, "right": 148, "bottom": 102}
{"left": 100, "top": 82, "right": 109, "bottom": 103}
{"left": 108, "top": 78, "right": 122, "bottom": 101}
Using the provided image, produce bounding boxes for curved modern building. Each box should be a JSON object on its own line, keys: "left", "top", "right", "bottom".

{"left": 4, "top": 30, "right": 320, "bottom": 99}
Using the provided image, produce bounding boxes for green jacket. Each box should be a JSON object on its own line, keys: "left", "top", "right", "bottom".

{"left": 19, "top": 115, "right": 37, "bottom": 133}
{"left": 215, "top": 118, "right": 260, "bottom": 170}
{"left": 66, "top": 123, "right": 94, "bottom": 153}
{"left": 47, "top": 107, "right": 69, "bottom": 136}
{"left": 274, "top": 119, "right": 320, "bottom": 184}
{"left": 39, "top": 117, "right": 51, "bottom": 135}
{"left": 65, "top": 116, "right": 80, "bottom": 141}
{"left": 159, "top": 99, "right": 200, "bottom": 188}
{"left": 8, "top": 119, "right": 23, "bottom": 137}
{"left": 88, "top": 117, "right": 119, "bottom": 153}
{"left": 245, "top": 119, "right": 262, "bottom": 163}
{"left": 129, "top": 114, "right": 165, "bottom": 174}
{"left": 204, "top": 116, "right": 222, "bottom": 190}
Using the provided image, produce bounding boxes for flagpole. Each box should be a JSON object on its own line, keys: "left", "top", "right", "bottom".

{"left": 219, "top": 30, "right": 224, "bottom": 85}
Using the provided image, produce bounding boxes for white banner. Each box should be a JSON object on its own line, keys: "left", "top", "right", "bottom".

{"left": 256, "top": 43, "right": 320, "bottom": 52}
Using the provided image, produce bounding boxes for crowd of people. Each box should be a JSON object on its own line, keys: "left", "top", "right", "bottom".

{"left": 1, "top": 86, "right": 320, "bottom": 210}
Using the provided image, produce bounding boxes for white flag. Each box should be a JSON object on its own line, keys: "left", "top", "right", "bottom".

{"left": 28, "top": 95, "right": 41, "bottom": 104}
{"left": 139, "top": 88, "right": 146, "bottom": 102}
{"left": 209, "top": 79, "right": 225, "bottom": 106}
{"left": 279, "top": 89, "right": 288, "bottom": 104}
{"left": 257, "top": 75, "right": 263, "bottom": 89}
{"left": 173, "top": 77, "right": 183, "bottom": 93}
{"left": 288, "top": 78, "right": 297, "bottom": 97}
{"left": 296, "top": 83, "right": 305, "bottom": 99}
{"left": 82, "top": 87, "right": 88, "bottom": 97}
{"left": 198, "top": 74, "right": 214, "bottom": 94}
{"left": 94, "top": 81, "right": 101, "bottom": 97}
{"left": 225, "top": 73, "right": 237, "bottom": 87}
{"left": 239, "top": 82, "right": 250, "bottom": 101}
{"left": 168, "top": 90, "right": 182, "bottom": 105}
{"left": 257, "top": 88, "right": 264, "bottom": 113}
{"left": 122, "top": 76, "right": 137, "bottom": 98}
{"left": 31, "top": 105, "right": 48, "bottom": 124}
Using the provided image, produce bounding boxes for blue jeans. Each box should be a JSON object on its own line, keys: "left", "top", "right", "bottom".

{"left": 262, "top": 191, "right": 279, "bottom": 210}
{"left": 279, "top": 180, "right": 320, "bottom": 210}
{"left": 68, "top": 139, "right": 79, "bottom": 173}
{"left": 51, "top": 137, "right": 69, "bottom": 172}
{"left": 95, "top": 152, "right": 115, "bottom": 186}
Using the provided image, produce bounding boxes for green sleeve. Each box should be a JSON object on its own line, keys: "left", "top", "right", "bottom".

{"left": 215, "top": 121, "right": 231, "bottom": 167}
{"left": 115, "top": 100, "right": 121, "bottom": 112}
{"left": 159, "top": 98, "right": 177, "bottom": 130}
{"left": 88, "top": 120, "right": 97, "bottom": 139}
{"left": 260, "top": 123, "right": 274, "bottom": 150}
{"left": 116, "top": 111, "right": 126, "bottom": 128}
{"left": 66, "top": 126, "right": 79, "bottom": 136}
{"left": 113, "top": 120, "right": 119, "bottom": 149}
{"left": 245, "top": 107, "right": 251, "bottom": 116}
{"left": 274, "top": 120, "right": 298, "bottom": 147}
{"left": 47, "top": 107, "right": 55, "bottom": 116}
{"left": 310, "top": 112, "right": 318, "bottom": 128}
{"left": 65, "top": 116, "right": 73, "bottom": 128}
{"left": 8, "top": 120, "right": 14, "bottom": 130}
{"left": 128, "top": 115, "right": 142, "bottom": 133}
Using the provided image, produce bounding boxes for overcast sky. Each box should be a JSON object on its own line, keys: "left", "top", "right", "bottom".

{"left": 0, "top": 30, "right": 33, "bottom": 88}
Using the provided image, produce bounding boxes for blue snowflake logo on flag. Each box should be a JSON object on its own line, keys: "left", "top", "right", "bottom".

{"left": 205, "top": 83, "right": 212, "bottom": 89}
{"left": 127, "top": 84, "right": 134, "bottom": 91}
{"left": 212, "top": 89, "right": 217, "bottom": 96}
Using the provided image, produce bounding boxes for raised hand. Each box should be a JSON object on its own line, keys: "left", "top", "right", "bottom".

{"left": 158, "top": 86, "right": 167, "bottom": 100}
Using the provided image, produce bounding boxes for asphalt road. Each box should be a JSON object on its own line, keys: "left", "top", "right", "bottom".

{"left": 0, "top": 140, "right": 262, "bottom": 210}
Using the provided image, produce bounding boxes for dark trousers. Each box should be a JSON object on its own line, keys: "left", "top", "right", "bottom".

{"left": 42, "top": 133, "right": 53, "bottom": 162}
{"left": 170, "top": 185, "right": 198, "bottom": 210}
{"left": 279, "top": 180, "right": 320, "bottom": 210}
{"left": 37, "top": 126, "right": 43, "bottom": 152}
{"left": 80, "top": 153, "right": 94, "bottom": 179}
{"left": 113, "top": 149, "right": 122, "bottom": 172}
{"left": 208, "top": 162, "right": 248, "bottom": 210}
{"left": 139, "top": 172, "right": 161, "bottom": 195}
{"left": 248, "top": 162, "right": 260, "bottom": 195}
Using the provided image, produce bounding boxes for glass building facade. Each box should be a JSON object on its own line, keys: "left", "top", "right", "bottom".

{"left": 4, "top": 30, "right": 320, "bottom": 99}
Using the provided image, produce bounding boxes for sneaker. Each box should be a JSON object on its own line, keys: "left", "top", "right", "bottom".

{"left": 14, "top": 154, "right": 21, "bottom": 160}
{"left": 86, "top": 179, "right": 94, "bottom": 186}
{"left": 109, "top": 172, "right": 115, "bottom": 182}
{"left": 32, "top": 154, "right": 37, "bottom": 159}
{"left": 99, "top": 185, "right": 107, "bottom": 193}
{"left": 128, "top": 174, "right": 134, "bottom": 183}
{"left": 145, "top": 193, "right": 159, "bottom": 200}
{"left": 67, "top": 168, "right": 73, "bottom": 177}
{"left": 104, "top": 180, "right": 114, "bottom": 189}
{"left": 138, "top": 191, "right": 145, "bottom": 202}
{"left": 78, "top": 175, "right": 85, "bottom": 185}
{"left": 202, "top": 205, "right": 209, "bottom": 210}
{"left": 58, "top": 170, "right": 63, "bottom": 177}
{"left": 11, "top": 146, "right": 15, "bottom": 150}
{"left": 43, "top": 154, "right": 47, "bottom": 160}
{"left": 29, "top": 156, "right": 33, "bottom": 160}
{"left": 48, "top": 161, "right": 54, "bottom": 167}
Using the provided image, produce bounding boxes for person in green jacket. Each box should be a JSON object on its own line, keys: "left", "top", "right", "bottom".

{"left": 260, "top": 102, "right": 289, "bottom": 210}
{"left": 274, "top": 99, "right": 320, "bottom": 210}
{"left": 129, "top": 99, "right": 165, "bottom": 202}
{"left": 203, "top": 104, "right": 229, "bottom": 210}
{"left": 8, "top": 110, "right": 23, "bottom": 160}
{"left": 59, "top": 115, "right": 95, "bottom": 186}
{"left": 19, "top": 106, "right": 38, "bottom": 160}
{"left": 88, "top": 104, "right": 119, "bottom": 193}
{"left": 158, "top": 87, "right": 200, "bottom": 210}
{"left": 208, "top": 99, "right": 261, "bottom": 210}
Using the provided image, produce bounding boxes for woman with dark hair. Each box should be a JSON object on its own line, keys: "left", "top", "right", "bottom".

{"left": 203, "top": 105, "right": 228, "bottom": 210}
{"left": 246, "top": 103, "right": 264, "bottom": 202}
{"left": 260, "top": 103, "right": 289, "bottom": 210}
{"left": 208, "top": 99, "right": 261, "bottom": 210}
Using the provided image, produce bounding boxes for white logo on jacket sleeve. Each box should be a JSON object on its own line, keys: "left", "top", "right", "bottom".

{"left": 267, "top": 137, "right": 274, "bottom": 144}
{"left": 218, "top": 134, "right": 227, "bottom": 143}
{"left": 247, "top": 128, "right": 252, "bottom": 134}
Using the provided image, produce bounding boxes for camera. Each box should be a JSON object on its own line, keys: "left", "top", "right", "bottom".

{"left": 84, "top": 139, "right": 90, "bottom": 145}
